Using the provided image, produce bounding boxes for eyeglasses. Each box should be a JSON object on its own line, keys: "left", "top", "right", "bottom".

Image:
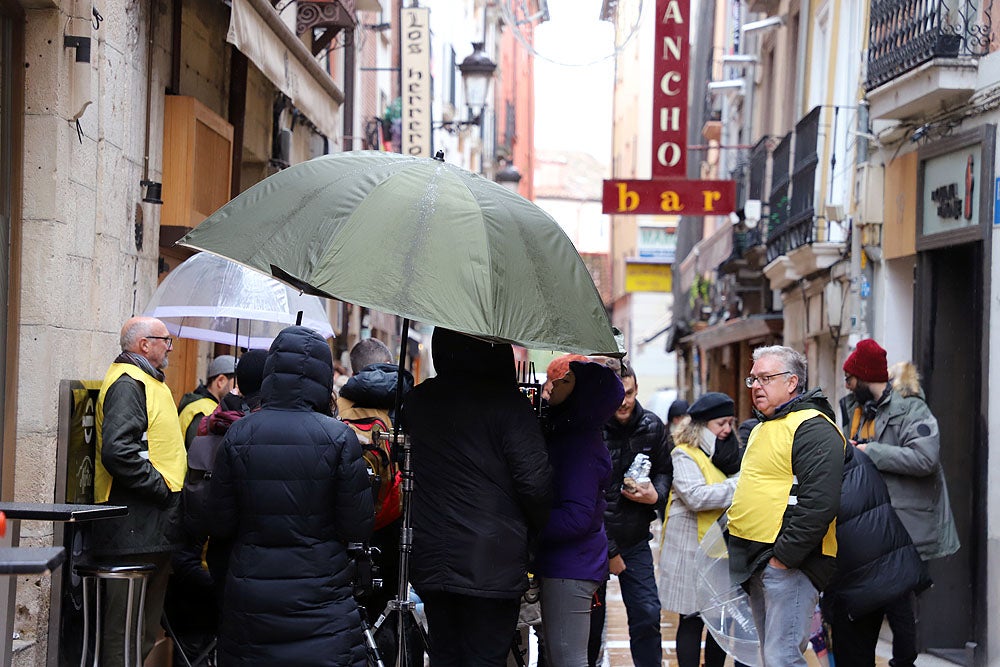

{"left": 844, "top": 374, "right": 855, "bottom": 384}
{"left": 145, "top": 335, "right": 173, "bottom": 349}
{"left": 744, "top": 371, "right": 791, "bottom": 388}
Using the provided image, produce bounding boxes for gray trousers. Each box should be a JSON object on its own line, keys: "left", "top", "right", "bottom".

{"left": 745, "top": 564, "right": 818, "bottom": 667}
{"left": 539, "top": 578, "right": 600, "bottom": 667}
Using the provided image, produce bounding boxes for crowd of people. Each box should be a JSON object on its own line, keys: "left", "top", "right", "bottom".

{"left": 92, "top": 315, "right": 958, "bottom": 667}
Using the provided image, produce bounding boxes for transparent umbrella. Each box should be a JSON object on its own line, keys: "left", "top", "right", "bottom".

{"left": 696, "top": 522, "right": 761, "bottom": 666}
{"left": 143, "top": 252, "right": 335, "bottom": 349}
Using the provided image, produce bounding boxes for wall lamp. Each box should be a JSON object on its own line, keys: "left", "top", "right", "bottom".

{"left": 707, "top": 79, "right": 745, "bottom": 93}
{"left": 434, "top": 42, "right": 497, "bottom": 132}
{"left": 141, "top": 179, "right": 163, "bottom": 205}
{"left": 494, "top": 160, "right": 523, "bottom": 192}
{"left": 721, "top": 54, "right": 759, "bottom": 65}
{"left": 741, "top": 16, "right": 784, "bottom": 33}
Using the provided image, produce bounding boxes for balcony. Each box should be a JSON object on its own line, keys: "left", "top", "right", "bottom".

{"left": 765, "top": 133, "right": 792, "bottom": 264}
{"left": 762, "top": 109, "right": 847, "bottom": 290}
{"left": 865, "top": 0, "right": 987, "bottom": 119}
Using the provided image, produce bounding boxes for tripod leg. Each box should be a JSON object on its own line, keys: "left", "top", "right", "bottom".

{"left": 509, "top": 628, "right": 528, "bottom": 667}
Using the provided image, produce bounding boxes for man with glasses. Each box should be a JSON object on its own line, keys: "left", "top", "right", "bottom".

{"left": 726, "top": 345, "right": 844, "bottom": 666}
{"left": 840, "top": 339, "right": 959, "bottom": 667}
{"left": 93, "top": 316, "right": 188, "bottom": 665}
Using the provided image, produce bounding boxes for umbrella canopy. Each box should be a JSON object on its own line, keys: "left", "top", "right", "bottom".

{"left": 696, "top": 523, "right": 760, "bottom": 666}
{"left": 143, "top": 252, "right": 335, "bottom": 349}
{"left": 178, "top": 151, "right": 619, "bottom": 356}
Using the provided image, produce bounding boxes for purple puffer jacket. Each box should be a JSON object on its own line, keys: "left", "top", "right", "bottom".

{"left": 534, "top": 361, "right": 625, "bottom": 582}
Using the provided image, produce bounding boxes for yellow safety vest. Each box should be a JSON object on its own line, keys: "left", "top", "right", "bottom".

{"left": 664, "top": 442, "right": 729, "bottom": 541}
{"left": 95, "top": 363, "right": 187, "bottom": 502}
{"left": 178, "top": 396, "right": 218, "bottom": 441}
{"left": 727, "top": 408, "right": 844, "bottom": 557}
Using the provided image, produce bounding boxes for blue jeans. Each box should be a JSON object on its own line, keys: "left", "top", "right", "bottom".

{"left": 617, "top": 540, "right": 662, "bottom": 667}
{"left": 746, "top": 564, "right": 818, "bottom": 667}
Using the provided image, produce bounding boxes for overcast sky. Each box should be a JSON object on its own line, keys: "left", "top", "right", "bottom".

{"left": 533, "top": 0, "right": 616, "bottom": 166}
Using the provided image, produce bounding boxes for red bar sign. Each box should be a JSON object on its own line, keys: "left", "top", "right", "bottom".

{"left": 652, "top": 0, "right": 690, "bottom": 178}
{"left": 602, "top": 179, "right": 737, "bottom": 215}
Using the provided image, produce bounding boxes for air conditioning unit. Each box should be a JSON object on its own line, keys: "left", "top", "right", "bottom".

{"left": 853, "top": 162, "right": 883, "bottom": 225}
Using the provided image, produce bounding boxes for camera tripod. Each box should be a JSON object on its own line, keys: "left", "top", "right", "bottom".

{"left": 370, "top": 428, "right": 429, "bottom": 667}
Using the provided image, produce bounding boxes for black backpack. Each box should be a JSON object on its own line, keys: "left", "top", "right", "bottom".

{"left": 183, "top": 433, "right": 224, "bottom": 536}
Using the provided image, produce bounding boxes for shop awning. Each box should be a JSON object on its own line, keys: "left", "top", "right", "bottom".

{"left": 682, "top": 314, "right": 783, "bottom": 351}
{"left": 678, "top": 222, "right": 734, "bottom": 293}
{"left": 639, "top": 312, "right": 673, "bottom": 344}
{"left": 228, "top": 0, "right": 344, "bottom": 141}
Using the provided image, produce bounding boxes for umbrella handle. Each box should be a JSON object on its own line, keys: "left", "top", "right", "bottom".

{"left": 393, "top": 318, "right": 409, "bottom": 432}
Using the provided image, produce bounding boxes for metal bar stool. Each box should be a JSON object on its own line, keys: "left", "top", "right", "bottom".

{"left": 75, "top": 563, "right": 156, "bottom": 667}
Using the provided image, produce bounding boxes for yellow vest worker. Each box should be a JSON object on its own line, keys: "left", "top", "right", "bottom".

{"left": 96, "top": 363, "right": 187, "bottom": 501}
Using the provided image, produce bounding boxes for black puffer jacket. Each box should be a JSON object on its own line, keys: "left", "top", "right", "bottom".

{"left": 822, "top": 446, "right": 928, "bottom": 619}
{"left": 338, "top": 362, "right": 414, "bottom": 421}
{"left": 402, "top": 328, "right": 553, "bottom": 599}
{"left": 603, "top": 402, "right": 671, "bottom": 556}
{"left": 209, "top": 326, "right": 374, "bottom": 666}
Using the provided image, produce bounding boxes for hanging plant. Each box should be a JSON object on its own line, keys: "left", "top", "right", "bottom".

{"left": 689, "top": 275, "right": 713, "bottom": 309}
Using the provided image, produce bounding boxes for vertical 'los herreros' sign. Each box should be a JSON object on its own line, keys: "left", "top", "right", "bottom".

{"left": 652, "top": 0, "right": 689, "bottom": 178}
{"left": 401, "top": 7, "right": 431, "bottom": 158}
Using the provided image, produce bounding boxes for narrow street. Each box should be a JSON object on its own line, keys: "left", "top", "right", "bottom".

{"left": 594, "top": 541, "right": 956, "bottom": 667}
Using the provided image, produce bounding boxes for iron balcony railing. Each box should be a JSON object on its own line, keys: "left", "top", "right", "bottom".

{"left": 788, "top": 107, "right": 820, "bottom": 228}
{"left": 766, "top": 216, "right": 844, "bottom": 264}
{"left": 734, "top": 227, "right": 763, "bottom": 256}
{"left": 866, "top": 0, "right": 992, "bottom": 90}
{"left": 765, "top": 109, "right": 824, "bottom": 264}
{"left": 766, "top": 133, "right": 792, "bottom": 263}
{"left": 748, "top": 135, "right": 770, "bottom": 201}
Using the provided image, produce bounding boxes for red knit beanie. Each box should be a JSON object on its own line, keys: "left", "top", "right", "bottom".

{"left": 843, "top": 339, "right": 889, "bottom": 383}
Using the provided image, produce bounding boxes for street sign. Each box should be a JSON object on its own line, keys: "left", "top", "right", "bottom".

{"left": 993, "top": 176, "right": 1000, "bottom": 225}
{"left": 602, "top": 0, "right": 737, "bottom": 217}
{"left": 625, "top": 262, "right": 673, "bottom": 292}
{"left": 602, "top": 179, "right": 737, "bottom": 215}
{"left": 652, "top": 0, "right": 690, "bottom": 178}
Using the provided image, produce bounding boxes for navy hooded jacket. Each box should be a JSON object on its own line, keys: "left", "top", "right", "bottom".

{"left": 534, "top": 361, "right": 623, "bottom": 582}
{"left": 209, "top": 326, "right": 374, "bottom": 666}
{"left": 822, "top": 446, "right": 928, "bottom": 619}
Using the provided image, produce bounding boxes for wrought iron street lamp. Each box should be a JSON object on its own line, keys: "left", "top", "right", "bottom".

{"left": 435, "top": 42, "right": 497, "bottom": 132}
{"left": 495, "top": 161, "right": 522, "bottom": 192}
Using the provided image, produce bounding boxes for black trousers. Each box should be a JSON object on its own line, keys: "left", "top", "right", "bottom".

{"left": 420, "top": 591, "right": 520, "bottom": 666}
{"left": 827, "top": 605, "right": 884, "bottom": 667}
{"left": 886, "top": 592, "right": 918, "bottom": 667}
{"left": 676, "top": 613, "right": 731, "bottom": 667}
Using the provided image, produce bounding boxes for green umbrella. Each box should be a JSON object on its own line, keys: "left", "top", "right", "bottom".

{"left": 178, "top": 150, "right": 619, "bottom": 356}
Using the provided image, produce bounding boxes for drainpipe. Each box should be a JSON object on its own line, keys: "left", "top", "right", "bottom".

{"left": 793, "top": 0, "right": 809, "bottom": 122}
{"left": 342, "top": 27, "right": 355, "bottom": 152}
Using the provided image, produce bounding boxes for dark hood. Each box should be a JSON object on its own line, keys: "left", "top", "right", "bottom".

{"left": 339, "top": 362, "right": 414, "bottom": 409}
{"left": 260, "top": 326, "right": 333, "bottom": 413}
{"left": 548, "top": 361, "right": 625, "bottom": 432}
{"left": 430, "top": 328, "right": 515, "bottom": 386}
{"left": 755, "top": 387, "right": 837, "bottom": 423}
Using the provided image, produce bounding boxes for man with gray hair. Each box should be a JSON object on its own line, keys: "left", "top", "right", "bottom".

{"left": 94, "top": 316, "right": 188, "bottom": 664}
{"left": 726, "top": 345, "right": 845, "bottom": 666}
